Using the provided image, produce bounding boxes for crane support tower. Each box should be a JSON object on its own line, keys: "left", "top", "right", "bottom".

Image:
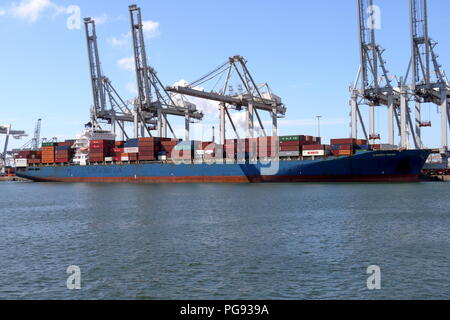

{"left": 407, "top": 0, "right": 449, "bottom": 154}
{"left": 84, "top": 17, "right": 140, "bottom": 140}
{"left": 350, "top": 0, "right": 416, "bottom": 148}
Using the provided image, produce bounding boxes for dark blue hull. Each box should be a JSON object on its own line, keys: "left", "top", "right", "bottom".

{"left": 16, "top": 150, "right": 431, "bottom": 183}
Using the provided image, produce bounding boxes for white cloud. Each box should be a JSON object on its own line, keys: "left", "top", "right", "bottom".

{"left": 142, "top": 20, "right": 160, "bottom": 38}
{"left": 92, "top": 13, "right": 108, "bottom": 25}
{"left": 110, "top": 20, "right": 160, "bottom": 47}
{"left": 171, "top": 79, "right": 220, "bottom": 118}
{"left": 0, "top": 9, "right": 6, "bottom": 16}
{"left": 126, "top": 82, "right": 138, "bottom": 95}
{"left": 8, "top": 0, "right": 64, "bottom": 23}
{"left": 117, "top": 56, "right": 135, "bottom": 71}
{"left": 110, "top": 35, "right": 128, "bottom": 46}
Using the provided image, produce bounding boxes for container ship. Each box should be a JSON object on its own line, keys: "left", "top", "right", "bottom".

{"left": 14, "top": 132, "right": 431, "bottom": 183}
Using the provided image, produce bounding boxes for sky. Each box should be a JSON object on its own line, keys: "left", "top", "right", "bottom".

{"left": 2, "top": 0, "right": 450, "bottom": 149}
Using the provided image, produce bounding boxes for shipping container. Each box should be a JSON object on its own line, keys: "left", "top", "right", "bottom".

{"left": 279, "top": 135, "right": 306, "bottom": 142}
{"left": 280, "top": 145, "right": 301, "bottom": 152}
{"left": 303, "top": 150, "right": 326, "bottom": 156}
{"left": 124, "top": 147, "right": 139, "bottom": 153}
{"left": 279, "top": 151, "right": 300, "bottom": 157}
{"left": 15, "top": 159, "right": 28, "bottom": 167}
{"left": 330, "top": 138, "right": 357, "bottom": 145}
{"left": 303, "top": 144, "right": 329, "bottom": 151}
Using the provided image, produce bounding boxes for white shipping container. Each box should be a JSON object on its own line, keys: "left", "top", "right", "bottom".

{"left": 15, "top": 158, "right": 28, "bottom": 167}
{"left": 121, "top": 157, "right": 129, "bottom": 161}
{"left": 124, "top": 147, "right": 139, "bottom": 153}
{"left": 104, "top": 157, "right": 113, "bottom": 162}
{"left": 303, "top": 150, "right": 325, "bottom": 156}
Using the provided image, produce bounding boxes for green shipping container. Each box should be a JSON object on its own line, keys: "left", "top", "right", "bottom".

{"left": 42, "top": 142, "right": 57, "bottom": 147}
{"left": 280, "top": 135, "right": 301, "bottom": 142}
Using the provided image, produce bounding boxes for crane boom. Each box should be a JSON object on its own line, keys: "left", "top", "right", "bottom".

{"left": 128, "top": 5, "right": 203, "bottom": 140}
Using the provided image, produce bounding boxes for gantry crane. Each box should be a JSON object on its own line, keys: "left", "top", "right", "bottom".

{"left": 0, "top": 124, "right": 26, "bottom": 172}
{"left": 350, "top": 0, "right": 416, "bottom": 148}
{"left": 19, "top": 118, "right": 42, "bottom": 150}
{"left": 84, "top": 17, "right": 142, "bottom": 140}
{"left": 407, "top": 0, "right": 449, "bottom": 153}
{"left": 128, "top": 5, "right": 203, "bottom": 140}
{"left": 166, "top": 55, "right": 286, "bottom": 145}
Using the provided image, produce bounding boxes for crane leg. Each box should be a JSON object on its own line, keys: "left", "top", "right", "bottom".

{"left": 400, "top": 90, "right": 409, "bottom": 149}
{"left": 369, "top": 105, "right": 375, "bottom": 145}
{"left": 415, "top": 100, "right": 422, "bottom": 148}
{"left": 134, "top": 112, "right": 139, "bottom": 139}
{"left": 185, "top": 113, "right": 190, "bottom": 141}
{"left": 388, "top": 94, "right": 395, "bottom": 146}
{"left": 351, "top": 96, "right": 358, "bottom": 139}
{"left": 272, "top": 107, "right": 277, "bottom": 138}
{"left": 220, "top": 103, "right": 226, "bottom": 145}
{"left": 441, "top": 88, "right": 448, "bottom": 152}
{"left": 247, "top": 103, "right": 254, "bottom": 139}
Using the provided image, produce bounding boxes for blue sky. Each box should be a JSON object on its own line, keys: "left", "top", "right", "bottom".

{"left": 1, "top": 0, "right": 450, "bottom": 149}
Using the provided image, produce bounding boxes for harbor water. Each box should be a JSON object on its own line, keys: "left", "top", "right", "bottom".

{"left": 1, "top": 181, "right": 450, "bottom": 299}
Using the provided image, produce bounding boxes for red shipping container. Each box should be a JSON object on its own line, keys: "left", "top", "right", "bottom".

{"left": 139, "top": 152, "right": 155, "bottom": 157}
{"left": 90, "top": 139, "right": 114, "bottom": 144}
{"left": 139, "top": 137, "right": 157, "bottom": 142}
{"left": 57, "top": 142, "right": 73, "bottom": 147}
{"left": 139, "top": 155, "right": 156, "bottom": 161}
{"left": 303, "top": 144, "right": 327, "bottom": 151}
{"left": 279, "top": 141, "right": 302, "bottom": 146}
{"left": 337, "top": 144, "right": 354, "bottom": 150}
{"left": 201, "top": 141, "right": 214, "bottom": 149}
{"left": 331, "top": 138, "right": 356, "bottom": 145}
{"left": 139, "top": 146, "right": 156, "bottom": 152}
{"left": 356, "top": 139, "right": 367, "bottom": 145}
{"left": 280, "top": 145, "right": 301, "bottom": 151}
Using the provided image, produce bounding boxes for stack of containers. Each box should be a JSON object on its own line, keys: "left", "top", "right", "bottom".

{"left": 202, "top": 142, "right": 217, "bottom": 161}
{"left": 195, "top": 141, "right": 213, "bottom": 161}
{"left": 224, "top": 139, "right": 237, "bottom": 161}
{"left": 279, "top": 135, "right": 307, "bottom": 157}
{"left": 16, "top": 150, "right": 42, "bottom": 164}
{"left": 138, "top": 137, "right": 159, "bottom": 161}
{"left": 258, "top": 136, "right": 277, "bottom": 158}
{"left": 160, "top": 139, "right": 179, "bottom": 160}
{"left": 111, "top": 141, "right": 125, "bottom": 162}
{"left": 111, "top": 146, "right": 124, "bottom": 162}
{"left": 173, "top": 141, "right": 201, "bottom": 161}
{"left": 123, "top": 139, "right": 139, "bottom": 162}
{"left": 55, "top": 141, "right": 74, "bottom": 163}
{"left": 355, "top": 139, "right": 370, "bottom": 153}
{"left": 89, "top": 139, "right": 115, "bottom": 162}
{"left": 302, "top": 144, "right": 331, "bottom": 157}
{"left": 41, "top": 142, "right": 57, "bottom": 164}
{"left": 236, "top": 138, "right": 257, "bottom": 160}
{"left": 330, "top": 138, "right": 357, "bottom": 156}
